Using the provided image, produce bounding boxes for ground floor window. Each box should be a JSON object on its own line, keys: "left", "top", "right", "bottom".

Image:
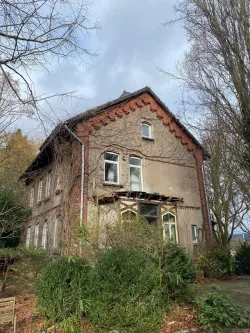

{"left": 42, "top": 221, "right": 48, "bottom": 249}
{"left": 34, "top": 224, "right": 39, "bottom": 247}
{"left": 139, "top": 203, "right": 159, "bottom": 225}
{"left": 163, "top": 213, "right": 177, "bottom": 243}
{"left": 26, "top": 227, "right": 31, "bottom": 247}
{"left": 122, "top": 210, "right": 137, "bottom": 221}
{"left": 191, "top": 225, "right": 198, "bottom": 244}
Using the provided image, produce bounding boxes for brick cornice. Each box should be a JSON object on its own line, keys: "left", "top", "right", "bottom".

{"left": 75, "top": 93, "right": 202, "bottom": 161}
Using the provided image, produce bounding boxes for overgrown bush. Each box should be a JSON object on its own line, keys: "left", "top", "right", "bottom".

{"left": 160, "top": 243, "right": 196, "bottom": 301}
{"left": 196, "top": 248, "right": 235, "bottom": 278}
{"left": 236, "top": 242, "right": 250, "bottom": 274}
{"left": 195, "top": 286, "right": 250, "bottom": 333}
{"left": 87, "top": 247, "right": 164, "bottom": 333}
{"left": 36, "top": 256, "right": 92, "bottom": 324}
{"left": 0, "top": 247, "right": 49, "bottom": 293}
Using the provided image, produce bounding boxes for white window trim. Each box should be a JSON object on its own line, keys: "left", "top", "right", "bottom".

{"left": 191, "top": 225, "right": 198, "bottom": 244}
{"left": 42, "top": 222, "right": 48, "bottom": 249}
{"left": 26, "top": 227, "right": 31, "bottom": 247}
{"left": 162, "top": 212, "right": 178, "bottom": 243}
{"left": 37, "top": 179, "right": 43, "bottom": 202}
{"left": 29, "top": 187, "right": 34, "bottom": 207}
{"left": 129, "top": 156, "right": 143, "bottom": 191}
{"left": 53, "top": 218, "right": 58, "bottom": 248}
{"left": 104, "top": 152, "right": 119, "bottom": 184}
{"left": 34, "top": 224, "right": 39, "bottom": 247}
{"left": 45, "top": 172, "right": 51, "bottom": 198}
{"left": 141, "top": 122, "right": 152, "bottom": 139}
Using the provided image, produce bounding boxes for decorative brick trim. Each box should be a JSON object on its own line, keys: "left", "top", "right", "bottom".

{"left": 78, "top": 93, "right": 201, "bottom": 160}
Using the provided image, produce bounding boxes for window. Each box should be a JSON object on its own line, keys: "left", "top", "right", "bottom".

{"left": 163, "top": 213, "right": 177, "bottom": 243}
{"left": 42, "top": 222, "right": 48, "bottom": 249}
{"left": 129, "top": 156, "right": 142, "bottom": 191}
{"left": 53, "top": 218, "right": 58, "bottom": 248}
{"left": 141, "top": 123, "right": 152, "bottom": 139}
{"left": 34, "top": 224, "right": 39, "bottom": 247}
{"left": 26, "top": 227, "right": 31, "bottom": 248}
{"left": 45, "top": 172, "right": 51, "bottom": 198}
{"left": 140, "top": 203, "right": 159, "bottom": 225}
{"left": 122, "top": 210, "right": 137, "bottom": 221}
{"left": 191, "top": 225, "right": 198, "bottom": 244}
{"left": 37, "top": 179, "right": 43, "bottom": 202}
{"left": 29, "top": 187, "right": 34, "bottom": 207}
{"left": 104, "top": 152, "right": 119, "bottom": 184}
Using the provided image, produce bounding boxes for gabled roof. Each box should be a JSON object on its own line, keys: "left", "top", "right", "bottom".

{"left": 20, "top": 86, "right": 209, "bottom": 180}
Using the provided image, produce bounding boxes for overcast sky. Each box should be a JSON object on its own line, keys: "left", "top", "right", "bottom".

{"left": 18, "top": 0, "right": 188, "bottom": 138}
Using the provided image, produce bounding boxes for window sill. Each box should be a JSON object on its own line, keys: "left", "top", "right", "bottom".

{"left": 142, "top": 136, "right": 154, "bottom": 142}
{"left": 103, "top": 183, "right": 123, "bottom": 188}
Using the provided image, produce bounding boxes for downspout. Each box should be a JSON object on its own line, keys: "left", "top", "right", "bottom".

{"left": 64, "top": 123, "right": 84, "bottom": 256}
{"left": 202, "top": 164, "right": 213, "bottom": 242}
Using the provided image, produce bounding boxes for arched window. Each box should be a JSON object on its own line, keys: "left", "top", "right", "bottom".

{"left": 163, "top": 213, "right": 177, "bottom": 243}
{"left": 122, "top": 210, "right": 136, "bottom": 221}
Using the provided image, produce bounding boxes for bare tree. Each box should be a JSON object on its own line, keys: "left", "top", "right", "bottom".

{"left": 203, "top": 123, "right": 250, "bottom": 245}
{"left": 0, "top": 0, "right": 98, "bottom": 111}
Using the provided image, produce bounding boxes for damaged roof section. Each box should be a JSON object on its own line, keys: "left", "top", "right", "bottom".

{"left": 95, "top": 191, "right": 184, "bottom": 205}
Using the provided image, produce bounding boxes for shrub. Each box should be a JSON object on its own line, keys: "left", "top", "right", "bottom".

{"left": 195, "top": 286, "right": 250, "bottom": 333}
{"left": 36, "top": 256, "right": 92, "bottom": 323}
{"left": 236, "top": 242, "right": 250, "bottom": 274}
{"left": 160, "top": 243, "right": 196, "bottom": 301}
{"left": 13, "top": 247, "right": 50, "bottom": 290}
{"left": 196, "top": 248, "right": 235, "bottom": 278}
{"left": 87, "top": 247, "right": 164, "bottom": 333}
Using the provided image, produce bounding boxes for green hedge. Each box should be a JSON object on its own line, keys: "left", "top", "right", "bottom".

{"left": 36, "top": 257, "right": 92, "bottom": 322}
{"left": 236, "top": 242, "right": 250, "bottom": 274}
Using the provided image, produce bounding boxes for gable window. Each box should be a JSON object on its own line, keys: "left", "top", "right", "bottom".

{"left": 191, "top": 225, "right": 198, "bottom": 244}
{"left": 26, "top": 227, "right": 31, "bottom": 248}
{"left": 104, "top": 152, "right": 119, "bottom": 184}
{"left": 129, "top": 156, "right": 142, "bottom": 191}
{"left": 45, "top": 172, "right": 52, "bottom": 198}
{"left": 29, "top": 187, "right": 34, "bottom": 207}
{"left": 37, "top": 179, "right": 43, "bottom": 202}
{"left": 122, "top": 210, "right": 137, "bottom": 221}
{"left": 163, "top": 213, "right": 177, "bottom": 243}
{"left": 141, "top": 123, "right": 152, "bottom": 139}
{"left": 34, "top": 224, "right": 39, "bottom": 247}
{"left": 140, "top": 203, "right": 159, "bottom": 225}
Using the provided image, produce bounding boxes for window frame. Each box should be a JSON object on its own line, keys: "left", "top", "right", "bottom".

{"left": 34, "top": 224, "right": 39, "bottom": 247}
{"left": 53, "top": 218, "right": 58, "bottom": 248}
{"left": 129, "top": 156, "right": 142, "bottom": 191}
{"left": 42, "top": 221, "right": 48, "bottom": 249}
{"left": 162, "top": 212, "right": 178, "bottom": 243}
{"left": 29, "top": 187, "right": 34, "bottom": 207}
{"left": 191, "top": 225, "right": 198, "bottom": 244}
{"left": 104, "top": 152, "right": 119, "bottom": 185}
{"left": 37, "top": 178, "right": 43, "bottom": 202}
{"left": 45, "top": 172, "right": 52, "bottom": 198}
{"left": 139, "top": 202, "right": 160, "bottom": 225}
{"left": 141, "top": 122, "right": 152, "bottom": 139}
{"left": 121, "top": 209, "right": 137, "bottom": 221}
{"left": 26, "top": 227, "right": 31, "bottom": 247}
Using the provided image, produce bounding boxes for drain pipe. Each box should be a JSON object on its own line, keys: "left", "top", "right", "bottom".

{"left": 64, "top": 123, "right": 84, "bottom": 256}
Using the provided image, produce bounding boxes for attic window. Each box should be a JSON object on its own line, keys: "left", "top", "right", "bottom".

{"left": 141, "top": 123, "right": 152, "bottom": 139}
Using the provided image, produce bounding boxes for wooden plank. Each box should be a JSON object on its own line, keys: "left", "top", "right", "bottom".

{"left": 0, "top": 313, "right": 13, "bottom": 323}
{"left": 0, "top": 302, "right": 14, "bottom": 308}
{"left": 0, "top": 297, "right": 15, "bottom": 303}
{"left": 0, "top": 305, "right": 14, "bottom": 312}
